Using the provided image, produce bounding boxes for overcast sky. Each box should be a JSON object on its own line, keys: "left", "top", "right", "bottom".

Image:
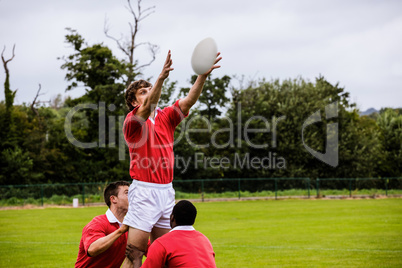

{"left": 1, "top": 0, "right": 401, "bottom": 111}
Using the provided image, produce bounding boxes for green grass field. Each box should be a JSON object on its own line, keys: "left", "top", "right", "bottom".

{"left": 0, "top": 199, "right": 401, "bottom": 267}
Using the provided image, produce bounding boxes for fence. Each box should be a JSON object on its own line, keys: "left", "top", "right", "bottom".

{"left": 316, "top": 177, "right": 402, "bottom": 198}
{"left": 0, "top": 182, "right": 109, "bottom": 207}
{"left": 0, "top": 177, "right": 401, "bottom": 207}
{"left": 173, "top": 178, "right": 311, "bottom": 201}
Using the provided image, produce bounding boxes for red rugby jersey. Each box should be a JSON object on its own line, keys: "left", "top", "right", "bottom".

{"left": 75, "top": 214, "right": 127, "bottom": 268}
{"left": 123, "top": 100, "right": 187, "bottom": 184}
{"left": 142, "top": 227, "right": 216, "bottom": 268}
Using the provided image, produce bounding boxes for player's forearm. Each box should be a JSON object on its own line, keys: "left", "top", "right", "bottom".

{"left": 180, "top": 75, "right": 207, "bottom": 113}
{"left": 87, "top": 228, "right": 125, "bottom": 257}
{"left": 137, "top": 76, "right": 164, "bottom": 119}
{"left": 146, "top": 75, "right": 165, "bottom": 107}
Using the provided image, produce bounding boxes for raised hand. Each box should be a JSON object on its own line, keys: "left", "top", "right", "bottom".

{"left": 160, "top": 50, "right": 174, "bottom": 79}
{"left": 202, "top": 52, "right": 222, "bottom": 76}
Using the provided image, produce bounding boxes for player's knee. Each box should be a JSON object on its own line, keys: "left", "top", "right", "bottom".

{"left": 125, "top": 244, "right": 145, "bottom": 263}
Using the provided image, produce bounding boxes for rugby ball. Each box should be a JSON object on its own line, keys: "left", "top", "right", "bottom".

{"left": 191, "top": 37, "right": 218, "bottom": 75}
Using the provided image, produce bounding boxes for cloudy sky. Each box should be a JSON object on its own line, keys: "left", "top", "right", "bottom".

{"left": 1, "top": 0, "right": 401, "bottom": 111}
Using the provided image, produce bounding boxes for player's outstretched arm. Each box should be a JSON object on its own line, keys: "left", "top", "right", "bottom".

{"left": 136, "top": 50, "right": 174, "bottom": 120}
{"left": 179, "top": 53, "right": 222, "bottom": 115}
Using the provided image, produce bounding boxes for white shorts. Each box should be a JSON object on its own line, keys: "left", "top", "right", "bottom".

{"left": 123, "top": 180, "right": 175, "bottom": 233}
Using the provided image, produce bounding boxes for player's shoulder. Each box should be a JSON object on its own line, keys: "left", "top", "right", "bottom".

{"left": 124, "top": 108, "right": 137, "bottom": 121}
{"left": 162, "top": 230, "right": 200, "bottom": 241}
{"left": 194, "top": 231, "right": 213, "bottom": 243}
{"left": 83, "top": 214, "right": 114, "bottom": 236}
{"left": 193, "top": 230, "right": 207, "bottom": 237}
{"left": 161, "top": 100, "right": 180, "bottom": 111}
{"left": 153, "top": 230, "right": 177, "bottom": 245}
{"left": 93, "top": 214, "right": 108, "bottom": 221}
{"left": 86, "top": 214, "right": 108, "bottom": 228}
{"left": 125, "top": 105, "right": 142, "bottom": 119}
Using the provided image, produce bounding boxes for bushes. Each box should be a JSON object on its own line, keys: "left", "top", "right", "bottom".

{"left": 0, "top": 194, "right": 102, "bottom": 207}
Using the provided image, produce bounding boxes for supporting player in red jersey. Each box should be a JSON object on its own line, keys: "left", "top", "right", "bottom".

{"left": 75, "top": 181, "right": 130, "bottom": 268}
{"left": 132, "top": 200, "right": 217, "bottom": 268}
{"left": 122, "top": 50, "right": 222, "bottom": 268}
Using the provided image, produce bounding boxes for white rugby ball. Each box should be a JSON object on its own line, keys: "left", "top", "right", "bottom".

{"left": 191, "top": 37, "right": 218, "bottom": 75}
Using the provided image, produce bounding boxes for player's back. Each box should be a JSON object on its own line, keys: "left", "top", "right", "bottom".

{"left": 159, "top": 230, "right": 216, "bottom": 268}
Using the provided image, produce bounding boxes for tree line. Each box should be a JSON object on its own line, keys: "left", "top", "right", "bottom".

{"left": 1, "top": 1, "right": 401, "bottom": 189}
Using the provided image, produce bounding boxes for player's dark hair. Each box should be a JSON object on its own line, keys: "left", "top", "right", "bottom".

{"left": 104, "top": 181, "right": 130, "bottom": 208}
{"left": 125, "top": 79, "right": 153, "bottom": 111}
{"left": 172, "top": 200, "right": 197, "bottom": 226}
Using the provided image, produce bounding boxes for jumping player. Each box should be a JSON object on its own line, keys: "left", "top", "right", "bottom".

{"left": 122, "top": 50, "right": 221, "bottom": 268}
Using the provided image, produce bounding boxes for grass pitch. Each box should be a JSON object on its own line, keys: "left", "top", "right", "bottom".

{"left": 0, "top": 199, "right": 401, "bottom": 267}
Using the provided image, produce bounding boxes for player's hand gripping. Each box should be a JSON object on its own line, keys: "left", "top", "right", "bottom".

{"left": 119, "top": 224, "right": 129, "bottom": 234}
{"left": 202, "top": 52, "right": 222, "bottom": 76}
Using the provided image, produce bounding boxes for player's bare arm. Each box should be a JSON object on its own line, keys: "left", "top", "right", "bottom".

{"left": 179, "top": 53, "right": 222, "bottom": 114}
{"left": 135, "top": 50, "right": 174, "bottom": 120}
{"left": 87, "top": 224, "right": 129, "bottom": 257}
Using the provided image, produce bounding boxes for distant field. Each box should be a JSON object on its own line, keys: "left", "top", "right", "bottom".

{"left": 0, "top": 199, "right": 401, "bottom": 267}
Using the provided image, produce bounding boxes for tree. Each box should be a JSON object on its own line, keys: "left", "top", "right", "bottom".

{"left": 0, "top": 147, "right": 35, "bottom": 185}
{"left": 1, "top": 45, "right": 17, "bottom": 147}
{"left": 60, "top": 28, "right": 127, "bottom": 94}
{"left": 60, "top": 28, "right": 128, "bottom": 126}
{"left": 104, "top": 0, "right": 158, "bottom": 86}
{"left": 222, "top": 76, "right": 382, "bottom": 183}
{"left": 158, "top": 78, "right": 178, "bottom": 109}
{"left": 59, "top": 29, "right": 131, "bottom": 182}
{"left": 376, "top": 108, "right": 402, "bottom": 177}
{"left": 57, "top": 0, "right": 162, "bottom": 183}
{"left": 180, "top": 75, "right": 231, "bottom": 121}
{"left": 172, "top": 75, "right": 232, "bottom": 182}
{"left": 50, "top": 94, "right": 64, "bottom": 110}
{"left": 1, "top": 45, "right": 17, "bottom": 112}
{"left": 30, "top": 84, "right": 45, "bottom": 119}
